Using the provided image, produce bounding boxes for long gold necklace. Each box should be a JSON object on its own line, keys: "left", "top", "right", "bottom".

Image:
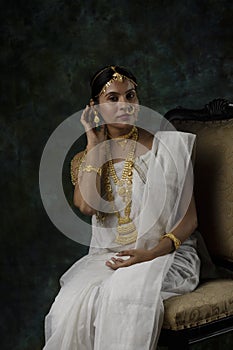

{"left": 104, "top": 126, "right": 138, "bottom": 245}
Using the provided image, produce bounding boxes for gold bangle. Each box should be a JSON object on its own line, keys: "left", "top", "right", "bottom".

{"left": 81, "top": 165, "right": 102, "bottom": 176}
{"left": 160, "top": 233, "right": 181, "bottom": 250}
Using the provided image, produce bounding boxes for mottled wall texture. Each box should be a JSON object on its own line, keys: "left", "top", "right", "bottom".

{"left": 1, "top": 0, "right": 232, "bottom": 349}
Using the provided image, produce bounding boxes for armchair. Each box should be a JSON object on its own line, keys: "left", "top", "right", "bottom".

{"left": 158, "top": 99, "right": 233, "bottom": 349}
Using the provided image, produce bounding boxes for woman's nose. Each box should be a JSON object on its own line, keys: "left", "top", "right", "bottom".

{"left": 118, "top": 96, "right": 129, "bottom": 109}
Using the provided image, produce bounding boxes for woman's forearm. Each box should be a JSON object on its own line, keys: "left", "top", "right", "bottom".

{"left": 149, "top": 195, "right": 198, "bottom": 259}
{"left": 73, "top": 144, "right": 106, "bottom": 215}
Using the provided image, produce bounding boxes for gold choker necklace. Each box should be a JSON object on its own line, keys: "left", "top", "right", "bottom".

{"left": 107, "top": 125, "right": 137, "bottom": 140}
{"left": 107, "top": 126, "right": 137, "bottom": 149}
{"left": 104, "top": 126, "right": 139, "bottom": 245}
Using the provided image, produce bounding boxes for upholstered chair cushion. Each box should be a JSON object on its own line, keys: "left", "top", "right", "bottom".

{"left": 163, "top": 279, "right": 233, "bottom": 330}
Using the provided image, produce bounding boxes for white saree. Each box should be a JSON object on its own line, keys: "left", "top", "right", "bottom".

{"left": 43, "top": 131, "right": 200, "bottom": 350}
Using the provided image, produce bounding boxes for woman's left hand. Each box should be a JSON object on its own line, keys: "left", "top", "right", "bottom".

{"left": 105, "top": 249, "right": 156, "bottom": 270}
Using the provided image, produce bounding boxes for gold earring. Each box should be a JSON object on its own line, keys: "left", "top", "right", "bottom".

{"left": 90, "top": 99, "right": 101, "bottom": 129}
{"left": 94, "top": 109, "right": 100, "bottom": 128}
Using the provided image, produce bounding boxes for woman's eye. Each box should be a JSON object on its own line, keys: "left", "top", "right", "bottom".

{"left": 108, "top": 95, "right": 118, "bottom": 102}
{"left": 127, "top": 92, "right": 136, "bottom": 100}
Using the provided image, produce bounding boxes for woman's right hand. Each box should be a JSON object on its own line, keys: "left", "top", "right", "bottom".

{"left": 80, "top": 105, "right": 106, "bottom": 150}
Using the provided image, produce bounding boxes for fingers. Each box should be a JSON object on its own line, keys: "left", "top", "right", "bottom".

{"left": 106, "top": 261, "right": 118, "bottom": 270}
{"left": 106, "top": 257, "right": 124, "bottom": 265}
{"left": 105, "top": 257, "right": 133, "bottom": 270}
{"left": 117, "top": 250, "right": 134, "bottom": 257}
{"left": 106, "top": 260, "right": 126, "bottom": 270}
{"left": 112, "top": 257, "right": 124, "bottom": 263}
{"left": 80, "top": 106, "right": 106, "bottom": 144}
{"left": 80, "top": 105, "right": 93, "bottom": 132}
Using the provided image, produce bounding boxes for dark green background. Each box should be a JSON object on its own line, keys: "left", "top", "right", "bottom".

{"left": 1, "top": 0, "right": 232, "bottom": 349}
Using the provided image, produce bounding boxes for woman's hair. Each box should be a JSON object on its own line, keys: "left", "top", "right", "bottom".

{"left": 90, "top": 65, "right": 137, "bottom": 103}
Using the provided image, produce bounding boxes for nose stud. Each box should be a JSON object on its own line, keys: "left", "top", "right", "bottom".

{"left": 126, "top": 105, "right": 135, "bottom": 115}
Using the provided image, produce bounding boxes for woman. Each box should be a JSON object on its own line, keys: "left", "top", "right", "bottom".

{"left": 43, "top": 65, "right": 200, "bottom": 349}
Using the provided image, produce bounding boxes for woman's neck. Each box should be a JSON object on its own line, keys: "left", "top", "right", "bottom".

{"left": 106, "top": 124, "right": 135, "bottom": 139}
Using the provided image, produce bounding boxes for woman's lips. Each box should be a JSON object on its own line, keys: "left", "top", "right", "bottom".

{"left": 116, "top": 114, "right": 131, "bottom": 121}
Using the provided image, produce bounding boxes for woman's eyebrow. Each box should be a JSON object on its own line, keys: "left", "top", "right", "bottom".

{"left": 104, "top": 88, "right": 136, "bottom": 97}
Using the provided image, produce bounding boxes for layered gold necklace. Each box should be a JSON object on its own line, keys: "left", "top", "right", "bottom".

{"left": 104, "top": 126, "right": 138, "bottom": 245}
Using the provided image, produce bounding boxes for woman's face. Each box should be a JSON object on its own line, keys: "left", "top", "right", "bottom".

{"left": 97, "top": 80, "right": 139, "bottom": 128}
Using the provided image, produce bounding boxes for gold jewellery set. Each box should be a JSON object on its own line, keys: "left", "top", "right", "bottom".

{"left": 71, "top": 125, "right": 139, "bottom": 245}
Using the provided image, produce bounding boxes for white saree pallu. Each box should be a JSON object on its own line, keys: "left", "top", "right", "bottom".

{"left": 43, "top": 131, "right": 200, "bottom": 350}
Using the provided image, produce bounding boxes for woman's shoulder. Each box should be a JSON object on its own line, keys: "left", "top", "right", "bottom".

{"left": 71, "top": 149, "right": 87, "bottom": 164}
{"left": 154, "top": 131, "right": 196, "bottom": 160}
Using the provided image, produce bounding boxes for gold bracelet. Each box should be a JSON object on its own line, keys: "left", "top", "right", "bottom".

{"left": 81, "top": 165, "right": 102, "bottom": 176}
{"left": 160, "top": 233, "right": 182, "bottom": 250}
{"left": 70, "top": 149, "right": 87, "bottom": 186}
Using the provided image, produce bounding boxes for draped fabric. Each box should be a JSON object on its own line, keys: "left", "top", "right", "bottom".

{"left": 43, "top": 132, "right": 200, "bottom": 350}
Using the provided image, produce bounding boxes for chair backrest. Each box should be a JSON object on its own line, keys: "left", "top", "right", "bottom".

{"left": 164, "top": 99, "right": 233, "bottom": 263}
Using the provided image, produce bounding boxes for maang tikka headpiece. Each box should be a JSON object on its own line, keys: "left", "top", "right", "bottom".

{"left": 92, "top": 66, "right": 137, "bottom": 97}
